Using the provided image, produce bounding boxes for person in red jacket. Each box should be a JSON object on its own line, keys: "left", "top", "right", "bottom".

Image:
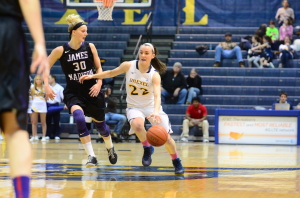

{"left": 180, "top": 97, "right": 209, "bottom": 143}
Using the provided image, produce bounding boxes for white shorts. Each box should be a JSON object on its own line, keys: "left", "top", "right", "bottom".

{"left": 126, "top": 106, "right": 173, "bottom": 135}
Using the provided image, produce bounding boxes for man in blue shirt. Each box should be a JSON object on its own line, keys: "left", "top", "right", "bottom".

{"left": 272, "top": 91, "right": 293, "bottom": 110}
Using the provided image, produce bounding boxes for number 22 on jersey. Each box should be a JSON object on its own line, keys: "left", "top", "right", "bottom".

{"left": 129, "top": 84, "right": 149, "bottom": 96}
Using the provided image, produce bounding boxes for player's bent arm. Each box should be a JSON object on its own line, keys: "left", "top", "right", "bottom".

{"left": 152, "top": 72, "right": 162, "bottom": 114}
{"left": 89, "top": 43, "right": 103, "bottom": 85}
{"left": 44, "top": 47, "right": 63, "bottom": 86}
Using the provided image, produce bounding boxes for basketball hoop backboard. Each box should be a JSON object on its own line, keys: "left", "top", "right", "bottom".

{"left": 63, "top": 0, "right": 154, "bottom": 9}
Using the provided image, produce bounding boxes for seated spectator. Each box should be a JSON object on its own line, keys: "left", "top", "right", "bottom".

{"left": 180, "top": 97, "right": 209, "bottom": 143}
{"left": 161, "top": 62, "right": 187, "bottom": 104}
{"left": 186, "top": 68, "right": 203, "bottom": 104}
{"left": 279, "top": 18, "right": 293, "bottom": 41}
{"left": 275, "top": 0, "right": 294, "bottom": 26}
{"left": 251, "top": 35, "right": 274, "bottom": 68}
{"left": 278, "top": 36, "right": 295, "bottom": 68}
{"left": 255, "top": 24, "right": 267, "bottom": 39}
{"left": 266, "top": 20, "right": 279, "bottom": 41}
{"left": 104, "top": 85, "right": 126, "bottom": 138}
{"left": 248, "top": 35, "right": 262, "bottom": 68}
{"left": 272, "top": 91, "right": 293, "bottom": 110}
{"left": 213, "top": 32, "right": 245, "bottom": 67}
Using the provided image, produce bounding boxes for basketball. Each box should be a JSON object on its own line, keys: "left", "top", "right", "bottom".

{"left": 146, "top": 125, "right": 168, "bottom": 147}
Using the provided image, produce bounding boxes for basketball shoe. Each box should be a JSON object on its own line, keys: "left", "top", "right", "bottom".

{"left": 85, "top": 155, "right": 98, "bottom": 168}
{"left": 107, "top": 147, "right": 118, "bottom": 164}
{"left": 142, "top": 146, "right": 154, "bottom": 166}
{"left": 172, "top": 158, "right": 184, "bottom": 174}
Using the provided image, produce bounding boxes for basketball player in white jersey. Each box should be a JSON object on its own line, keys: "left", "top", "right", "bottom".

{"left": 79, "top": 43, "right": 184, "bottom": 174}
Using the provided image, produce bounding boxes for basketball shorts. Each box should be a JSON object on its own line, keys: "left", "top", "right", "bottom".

{"left": 126, "top": 106, "right": 173, "bottom": 134}
{"left": 63, "top": 88, "right": 105, "bottom": 121}
{"left": 0, "top": 17, "right": 30, "bottom": 130}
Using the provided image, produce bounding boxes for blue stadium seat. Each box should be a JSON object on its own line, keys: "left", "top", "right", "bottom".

{"left": 169, "top": 50, "right": 247, "bottom": 59}
{"left": 178, "top": 27, "right": 257, "bottom": 35}
{"left": 175, "top": 34, "right": 242, "bottom": 42}
{"left": 172, "top": 42, "right": 219, "bottom": 50}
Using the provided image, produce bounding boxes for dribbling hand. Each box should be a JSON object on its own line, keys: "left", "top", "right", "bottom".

{"left": 147, "top": 113, "right": 162, "bottom": 124}
{"left": 30, "top": 43, "right": 48, "bottom": 75}
{"left": 79, "top": 75, "right": 93, "bottom": 83}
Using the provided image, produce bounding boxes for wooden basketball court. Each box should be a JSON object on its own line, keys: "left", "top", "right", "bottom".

{"left": 0, "top": 140, "right": 299, "bottom": 198}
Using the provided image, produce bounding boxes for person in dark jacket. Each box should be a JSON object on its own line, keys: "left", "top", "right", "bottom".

{"left": 272, "top": 91, "right": 293, "bottom": 110}
{"left": 186, "top": 68, "right": 203, "bottom": 104}
{"left": 161, "top": 62, "right": 187, "bottom": 104}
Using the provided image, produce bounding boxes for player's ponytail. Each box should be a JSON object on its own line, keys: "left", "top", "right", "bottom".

{"left": 66, "top": 14, "right": 84, "bottom": 34}
{"left": 151, "top": 45, "right": 166, "bottom": 74}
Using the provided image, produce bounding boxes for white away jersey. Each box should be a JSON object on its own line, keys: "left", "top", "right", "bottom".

{"left": 126, "top": 60, "right": 156, "bottom": 108}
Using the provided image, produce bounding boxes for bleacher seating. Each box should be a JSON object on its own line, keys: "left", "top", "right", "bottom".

{"left": 24, "top": 25, "right": 300, "bottom": 141}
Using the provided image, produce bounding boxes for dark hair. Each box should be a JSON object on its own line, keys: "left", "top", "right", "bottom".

{"left": 152, "top": 45, "right": 166, "bottom": 74}
{"left": 50, "top": 74, "right": 56, "bottom": 82}
{"left": 269, "top": 20, "right": 276, "bottom": 26}
{"left": 253, "top": 35, "right": 261, "bottom": 43}
{"left": 282, "top": 0, "right": 290, "bottom": 8}
{"left": 263, "top": 35, "right": 272, "bottom": 44}
{"left": 140, "top": 43, "right": 166, "bottom": 74}
{"left": 255, "top": 24, "right": 267, "bottom": 38}
{"left": 192, "top": 97, "right": 201, "bottom": 103}
{"left": 280, "top": 91, "right": 288, "bottom": 97}
{"left": 285, "top": 18, "right": 292, "bottom": 25}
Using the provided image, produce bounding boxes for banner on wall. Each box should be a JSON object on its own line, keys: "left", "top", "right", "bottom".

{"left": 218, "top": 116, "right": 298, "bottom": 145}
{"left": 41, "top": 0, "right": 300, "bottom": 27}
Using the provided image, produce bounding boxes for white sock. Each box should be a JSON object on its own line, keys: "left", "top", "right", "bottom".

{"left": 103, "top": 136, "right": 113, "bottom": 149}
{"left": 83, "top": 142, "right": 95, "bottom": 157}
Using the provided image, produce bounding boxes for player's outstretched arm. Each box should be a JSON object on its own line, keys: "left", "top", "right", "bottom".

{"left": 18, "top": 0, "right": 48, "bottom": 75}
{"left": 79, "top": 61, "right": 131, "bottom": 83}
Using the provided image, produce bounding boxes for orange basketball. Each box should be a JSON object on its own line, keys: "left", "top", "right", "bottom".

{"left": 146, "top": 125, "right": 168, "bottom": 147}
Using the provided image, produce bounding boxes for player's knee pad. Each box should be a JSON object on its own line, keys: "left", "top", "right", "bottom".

{"left": 94, "top": 121, "right": 110, "bottom": 137}
{"left": 73, "top": 109, "right": 90, "bottom": 138}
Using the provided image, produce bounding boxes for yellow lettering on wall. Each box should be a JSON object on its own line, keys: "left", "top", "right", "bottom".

{"left": 182, "top": 0, "right": 208, "bottom": 25}
{"left": 122, "top": 10, "right": 148, "bottom": 25}
{"left": 55, "top": 0, "right": 87, "bottom": 24}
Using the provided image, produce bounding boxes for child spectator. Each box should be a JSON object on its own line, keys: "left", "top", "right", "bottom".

{"left": 279, "top": 18, "right": 293, "bottom": 41}
{"left": 252, "top": 35, "right": 275, "bottom": 68}
{"left": 248, "top": 35, "right": 262, "bottom": 68}
{"left": 278, "top": 36, "right": 295, "bottom": 68}
{"left": 266, "top": 20, "right": 279, "bottom": 41}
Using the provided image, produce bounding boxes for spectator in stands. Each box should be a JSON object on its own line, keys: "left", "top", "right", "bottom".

{"left": 213, "top": 32, "right": 245, "bottom": 67}
{"left": 46, "top": 75, "right": 65, "bottom": 140}
{"left": 30, "top": 75, "right": 47, "bottom": 142}
{"left": 255, "top": 24, "right": 267, "bottom": 39}
{"left": 278, "top": 36, "right": 295, "bottom": 68}
{"left": 248, "top": 35, "right": 262, "bottom": 68}
{"left": 266, "top": 20, "right": 279, "bottom": 41}
{"left": 272, "top": 91, "right": 293, "bottom": 110}
{"left": 186, "top": 68, "right": 203, "bottom": 104}
{"left": 279, "top": 18, "right": 293, "bottom": 41}
{"left": 275, "top": 0, "right": 294, "bottom": 26}
{"left": 104, "top": 85, "right": 126, "bottom": 138}
{"left": 251, "top": 35, "right": 274, "bottom": 68}
{"left": 180, "top": 97, "right": 209, "bottom": 143}
{"left": 161, "top": 62, "right": 188, "bottom": 104}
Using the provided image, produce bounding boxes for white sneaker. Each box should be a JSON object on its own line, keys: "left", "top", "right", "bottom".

{"left": 29, "top": 137, "right": 35, "bottom": 141}
{"left": 34, "top": 136, "right": 39, "bottom": 141}
{"left": 180, "top": 137, "right": 189, "bottom": 142}
{"left": 41, "top": 137, "right": 46, "bottom": 142}
{"left": 55, "top": 137, "right": 60, "bottom": 140}
{"left": 45, "top": 136, "right": 50, "bottom": 140}
{"left": 203, "top": 139, "right": 209, "bottom": 143}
